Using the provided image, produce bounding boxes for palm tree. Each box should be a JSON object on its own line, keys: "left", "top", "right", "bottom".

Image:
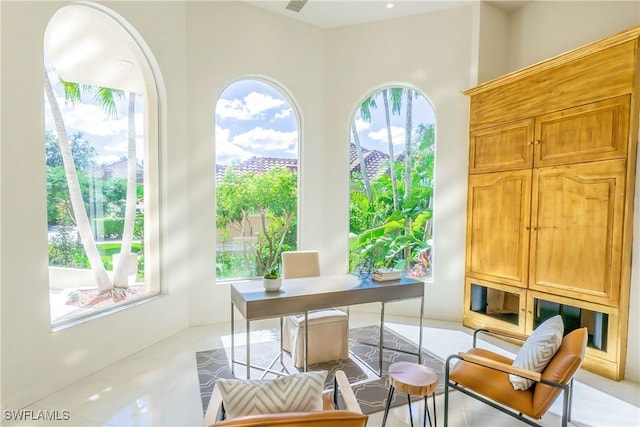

{"left": 403, "top": 89, "right": 413, "bottom": 199}
{"left": 44, "top": 71, "right": 112, "bottom": 292}
{"left": 112, "top": 93, "right": 138, "bottom": 289}
{"left": 44, "top": 70, "right": 139, "bottom": 295}
{"left": 382, "top": 88, "right": 403, "bottom": 210}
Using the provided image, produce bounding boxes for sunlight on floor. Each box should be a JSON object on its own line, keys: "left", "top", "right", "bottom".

{"left": 5, "top": 312, "right": 639, "bottom": 427}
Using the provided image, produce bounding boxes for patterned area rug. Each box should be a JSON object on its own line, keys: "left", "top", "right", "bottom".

{"left": 196, "top": 325, "right": 445, "bottom": 416}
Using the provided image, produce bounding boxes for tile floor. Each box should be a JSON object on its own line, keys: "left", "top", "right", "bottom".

{"left": 5, "top": 312, "right": 640, "bottom": 427}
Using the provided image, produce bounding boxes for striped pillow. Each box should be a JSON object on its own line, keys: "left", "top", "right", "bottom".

{"left": 217, "top": 370, "right": 327, "bottom": 419}
{"left": 510, "top": 315, "right": 564, "bottom": 391}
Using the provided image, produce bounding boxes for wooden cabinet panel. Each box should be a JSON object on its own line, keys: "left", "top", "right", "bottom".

{"left": 529, "top": 160, "right": 626, "bottom": 305}
{"left": 463, "top": 26, "right": 639, "bottom": 380}
{"left": 535, "top": 96, "right": 630, "bottom": 167}
{"left": 469, "top": 119, "right": 533, "bottom": 173}
{"left": 525, "top": 290, "right": 622, "bottom": 379}
{"left": 467, "top": 39, "right": 637, "bottom": 129}
{"left": 466, "top": 170, "right": 531, "bottom": 287}
{"left": 464, "top": 278, "right": 527, "bottom": 334}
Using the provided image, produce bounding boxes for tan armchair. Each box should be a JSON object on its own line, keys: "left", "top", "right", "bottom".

{"left": 444, "top": 327, "right": 588, "bottom": 427}
{"left": 281, "top": 251, "right": 349, "bottom": 368}
{"left": 202, "top": 370, "right": 368, "bottom": 427}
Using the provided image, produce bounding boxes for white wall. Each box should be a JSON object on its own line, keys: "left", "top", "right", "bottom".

{"left": 0, "top": 0, "right": 190, "bottom": 410}
{"left": 184, "top": 1, "right": 327, "bottom": 326}
{"left": 505, "top": 0, "right": 640, "bottom": 382}
{"left": 322, "top": 5, "right": 475, "bottom": 321}
{"left": 507, "top": 0, "right": 640, "bottom": 71}
{"left": 476, "top": 2, "right": 509, "bottom": 84}
{"left": 1, "top": 0, "right": 639, "bottom": 411}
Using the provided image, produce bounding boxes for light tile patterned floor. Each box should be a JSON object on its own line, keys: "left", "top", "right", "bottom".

{"left": 5, "top": 313, "right": 639, "bottom": 427}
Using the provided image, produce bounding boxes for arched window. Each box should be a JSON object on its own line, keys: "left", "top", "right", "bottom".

{"left": 44, "top": 3, "right": 161, "bottom": 326}
{"left": 349, "top": 86, "right": 435, "bottom": 280}
{"left": 215, "top": 79, "right": 299, "bottom": 280}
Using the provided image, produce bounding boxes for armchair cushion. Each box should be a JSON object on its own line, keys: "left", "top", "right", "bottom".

{"left": 217, "top": 370, "right": 327, "bottom": 419}
{"left": 510, "top": 315, "right": 564, "bottom": 390}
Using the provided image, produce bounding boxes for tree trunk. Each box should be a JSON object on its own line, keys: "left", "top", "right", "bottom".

{"left": 404, "top": 90, "right": 413, "bottom": 199}
{"left": 382, "top": 89, "right": 399, "bottom": 210}
{"left": 402, "top": 91, "right": 414, "bottom": 271}
{"left": 351, "top": 121, "right": 372, "bottom": 202}
{"left": 113, "top": 93, "right": 137, "bottom": 288}
{"left": 44, "top": 71, "right": 113, "bottom": 292}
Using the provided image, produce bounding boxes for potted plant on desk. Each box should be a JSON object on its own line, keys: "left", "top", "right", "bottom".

{"left": 263, "top": 267, "right": 282, "bottom": 292}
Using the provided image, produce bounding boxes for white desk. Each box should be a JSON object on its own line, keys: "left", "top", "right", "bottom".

{"left": 230, "top": 274, "right": 425, "bottom": 378}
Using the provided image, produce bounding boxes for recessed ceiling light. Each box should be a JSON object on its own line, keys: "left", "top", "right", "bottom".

{"left": 386, "top": 3, "right": 394, "bottom": 9}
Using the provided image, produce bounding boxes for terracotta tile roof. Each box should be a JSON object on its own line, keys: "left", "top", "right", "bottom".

{"left": 216, "top": 147, "right": 392, "bottom": 182}
{"left": 349, "top": 143, "right": 391, "bottom": 179}
{"left": 216, "top": 156, "right": 297, "bottom": 181}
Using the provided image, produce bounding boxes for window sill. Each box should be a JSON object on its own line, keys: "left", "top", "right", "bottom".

{"left": 51, "top": 292, "right": 163, "bottom": 332}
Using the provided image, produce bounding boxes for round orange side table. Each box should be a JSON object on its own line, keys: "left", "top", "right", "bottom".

{"left": 382, "top": 361, "right": 438, "bottom": 427}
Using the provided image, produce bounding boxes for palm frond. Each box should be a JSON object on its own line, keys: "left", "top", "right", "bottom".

{"left": 60, "top": 79, "right": 81, "bottom": 106}
{"left": 94, "top": 87, "right": 125, "bottom": 119}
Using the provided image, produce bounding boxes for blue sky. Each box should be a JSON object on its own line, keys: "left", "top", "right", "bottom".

{"left": 353, "top": 91, "right": 436, "bottom": 154}
{"left": 44, "top": 68, "right": 144, "bottom": 167}
{"left": 215, "top": 80, "right": 298, "bottom": 165}
{"left": 215, "top": 80, "right": 436, "bottom": 165}
{"left": 45, "top": 72, "right": 436, "bottom": 168}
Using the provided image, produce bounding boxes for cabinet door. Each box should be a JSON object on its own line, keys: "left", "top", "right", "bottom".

{"left": 534, "top": 96, "right": 630, "bottom": 167}
{"left": 529, "top": 159, "right": 626, "bottom": 305}
{"left": 466, "top": 170, "right": 532, "bottom": 287}
{"left": 469, "top": 119, "right": 534, "bottom": 174}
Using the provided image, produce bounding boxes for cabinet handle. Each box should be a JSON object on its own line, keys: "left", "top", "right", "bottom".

{"left": 527, "top": 141, "right": 533, "bottom": 146}
{"left": 533, "top": 140, "right": 540, "bottom": 145}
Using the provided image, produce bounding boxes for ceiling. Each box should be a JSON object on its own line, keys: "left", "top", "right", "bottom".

{"left": 244, "top": 0, "right": 529, "bottom": 28}
{"left": 44, "top": 1, "right": 529, "bottom": 92}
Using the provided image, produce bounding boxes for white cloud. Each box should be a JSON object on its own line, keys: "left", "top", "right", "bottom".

{"left": 103, "top": 135, "right": 143, "bottom": 152}
{"left": 49, "top": 94, "right": 130, "bottom": 137}
{"left": 216, "top": 125, "right": 231, "bottom": 145}
{"left": 216, "top": 91, "right": 286, "bottom": 120}
{"left": 354, "top": 118, "right": 370, "bottom": 131}
{"left": 273, "top": 107, "right": 292, "bottom": 120}
{"left": 231, "top": 127, "right": 298, "bottom": 155}
{"left": 96, "top": 154, "right": 122, "bottom": 165}
{"left": 215, "top": 125, "right": 254, "bottom": 164}
{"left": 368, "top": 125, "right": 406, "bottom": 148}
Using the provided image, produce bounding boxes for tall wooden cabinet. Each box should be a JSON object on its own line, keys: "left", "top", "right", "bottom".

{"left": 463, "top": 26, "right": 640, "bottom": 380}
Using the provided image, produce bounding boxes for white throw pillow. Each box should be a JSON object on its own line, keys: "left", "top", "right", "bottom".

{"left": 510, "top": 315, "right": 564, "bottom": 391}
{"left": 216, "top": 370, "right": 327, "bottom": 419}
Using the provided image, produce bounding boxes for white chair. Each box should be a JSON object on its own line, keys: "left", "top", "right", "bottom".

{"left": 281, "top": 250, "right": 349, "bottom": 368}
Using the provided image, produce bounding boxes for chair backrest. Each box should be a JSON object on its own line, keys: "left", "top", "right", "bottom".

{"left": 282, "top": 250, "right": 320, "bottom": 279}
{"left": 214, "top": 410, "right": 368, "bottom": 427}
{"left": 532, "top": 327, "right": 588, "bottom": 418}
{"left": 211, "top": 378, "right": 368, "bottom": 427}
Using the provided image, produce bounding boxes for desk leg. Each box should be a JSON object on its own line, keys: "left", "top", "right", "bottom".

{"left": 280, "top": 317, "right": 284, "bottom": 365}
{"left": 231, "top": 303, "right": 235, "bottom": 376}
{"left": 419, "top": 296, "right": 424, "bottom": 364}
{"left": 246, "top": 319, "right": 251, "bottom": 379}
{"left": 304, "top": 311, "right": 309, "bottom": 372}
{"left": 379, "top": 302, "right": 385, "bottom": 376}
